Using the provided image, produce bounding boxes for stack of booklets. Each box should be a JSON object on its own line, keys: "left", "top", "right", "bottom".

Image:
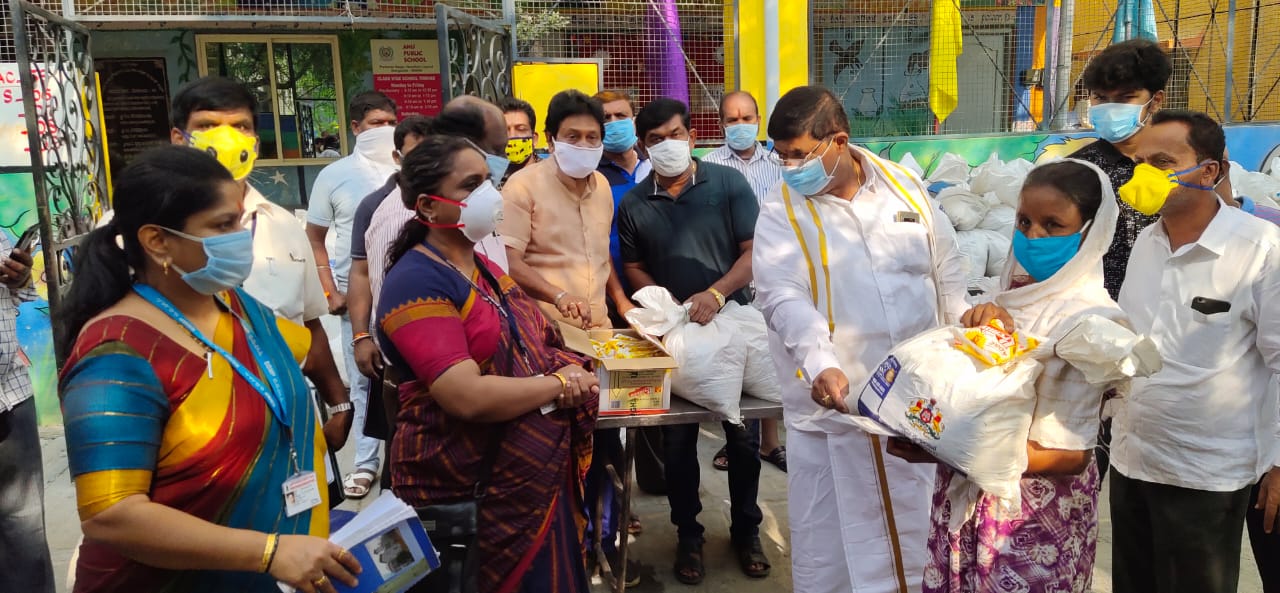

{"left": 281, "top": 492, "right": 440, "bottom": 593}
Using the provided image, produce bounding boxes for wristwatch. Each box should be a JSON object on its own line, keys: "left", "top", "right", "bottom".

{"left": 326, "top": 402, "right": 353, "bottom": 415}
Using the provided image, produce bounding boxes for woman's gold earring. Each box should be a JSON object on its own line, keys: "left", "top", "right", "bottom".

{"left": 163, "top": 260, "right": 171, "bottom": 275}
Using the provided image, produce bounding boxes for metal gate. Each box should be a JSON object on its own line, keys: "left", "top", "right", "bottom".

{"left": 6, "top": 0, "right": 107, "bottom": 357}
{"left": 436, "top": 2, "right": 513, "bottom": 105}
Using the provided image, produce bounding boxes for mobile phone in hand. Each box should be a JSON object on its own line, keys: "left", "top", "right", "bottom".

{"left": 13, "top": 226, "right": 38, "bottom": 254}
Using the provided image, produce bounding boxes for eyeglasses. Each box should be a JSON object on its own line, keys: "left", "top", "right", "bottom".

{"left": 768, "top": 136, "right": 834, "bottom": 168}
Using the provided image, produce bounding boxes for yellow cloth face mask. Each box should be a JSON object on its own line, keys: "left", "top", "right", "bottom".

{"left": 505, "top": 137, "right": 534, "bottom": 165}
{"left": 187, "top": 125, "right": 260, "bottom": 181}
{"left": 1118, "top": 161, "right": 1216, "bottom": 216}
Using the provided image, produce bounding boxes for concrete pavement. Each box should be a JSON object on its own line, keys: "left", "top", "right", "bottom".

{"left": 38, "top": 424, "right": 1264, "bottom": 593}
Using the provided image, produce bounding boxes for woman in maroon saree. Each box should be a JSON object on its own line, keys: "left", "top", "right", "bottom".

{"left": 375, "top": 134, "right": 599, "bottom": 593}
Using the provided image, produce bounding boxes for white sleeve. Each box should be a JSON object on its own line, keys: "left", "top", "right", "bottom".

{"left": 1251, "top": 242, "right": 1280, "bottom": 467}
{"left": 305, "top": 166, "right": 338, "bottom": 228}
{"left": 752, "top": 196, "right": 841, "bottom": 382}
{"left": 1027, "top": 360, "right": 1105, "bottom": 451}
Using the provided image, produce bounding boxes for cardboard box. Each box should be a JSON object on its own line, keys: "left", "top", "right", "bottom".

{"left": 559, "top": 322, "right": 677, "bottom": 416}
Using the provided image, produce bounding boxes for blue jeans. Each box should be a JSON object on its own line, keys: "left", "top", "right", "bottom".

{"left": 663, "top": 420, "right": 763, "bottom": 543}
{"left": 340, "top": 312, "right": 380, "bottom": 473}
{"left": 0, "top": 398, "right": 54, "bottom": 593}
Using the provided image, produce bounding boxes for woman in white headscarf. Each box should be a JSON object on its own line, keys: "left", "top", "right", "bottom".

{"left": 913, "top": 160, "right": 1130, "bottom": 593}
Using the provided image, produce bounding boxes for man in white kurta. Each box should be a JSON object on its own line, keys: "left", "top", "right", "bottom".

{"left": 755, "top": 86, "right": 968, "bottom": 593}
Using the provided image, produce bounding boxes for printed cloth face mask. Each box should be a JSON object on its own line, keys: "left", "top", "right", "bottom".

{"left": 782, "top": 140, "right": 839, "bottom": 196}
{"left": 186, "top": 126, "right": 259, "bottom": 181}
{"left": 647, "top": 138, "right": 692, "bottom": 177}
{"left": 1118, "top": 161, "right": 1218, "bottom": 215}
{"left": 161, "top": 227, "right": 255, "bottom": 295}
{"left": 1088, "top": 99, "right": 1152, "bottom": 143}
{"left": 423, "top": 180, "right": 505, "bottom": 243}
{"left": 1012, "top": 220, "right": 1091, "bottom": 281}
{"left": 506, "top": 137, "right": 535, "bottom": 165}
{"left": 553, "top": 141, "right": 605, "bottom": 179}
{"left": 603, "top": 119, "right": 638, "bottom": 153}
{"left": 724, "top": 123, "right": 759, "bottom": 152}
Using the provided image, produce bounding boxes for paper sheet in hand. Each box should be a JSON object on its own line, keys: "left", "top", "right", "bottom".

{"left": 279, "top": 492, "right": 440, "bottom": 593}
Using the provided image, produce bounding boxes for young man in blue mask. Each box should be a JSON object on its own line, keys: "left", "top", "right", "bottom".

{"left": 754, "top": 85, "right": 968, "bottom": 593}
{"left": 1113, "top": 109, "right": 1280, "bottom": 593}
{"left": 168, "top": 76, "right": 352, "bottom": 463}
{"left": 1068, "top": 38, "right": 1172, "bottom": 485}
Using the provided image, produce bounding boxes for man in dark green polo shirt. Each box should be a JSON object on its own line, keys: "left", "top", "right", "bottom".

{"left": 616, "top": 97, "right": 767, "bottom": 585}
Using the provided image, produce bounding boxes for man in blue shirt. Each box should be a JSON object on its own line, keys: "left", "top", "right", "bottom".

{"left": 595, "top": 89, "right": 653, "bottom": 316}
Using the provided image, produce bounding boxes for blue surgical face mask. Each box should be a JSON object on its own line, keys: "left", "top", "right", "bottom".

{"left": 781, "top": 141, "right": 839, "bottom": 196}
{"left": 724, "top": 123, "right": 759, "bottom": 151}
{"left": 162, "top": 227, "right": 255, "bottom": 295}
{"left": 485, "top": 151, "right": 510, "bottom": 185}
{"left": 1011, "top": 221, "right": 1090, "bottom": 282}
{"left": 1089, "top": 100, "right": 1151, "bottom": 143}
{"left": 603, "top": 119, "right": 638, "bottom": 153}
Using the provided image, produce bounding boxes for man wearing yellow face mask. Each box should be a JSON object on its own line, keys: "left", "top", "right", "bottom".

{"left": 1112, "top": 109, "right": 1280, "bottom": 593}
{"left": 500, "top": 97, "right": 540, "bottom": 184}
{"left": 168, "top": 77, "right": 352, "bottom": 456}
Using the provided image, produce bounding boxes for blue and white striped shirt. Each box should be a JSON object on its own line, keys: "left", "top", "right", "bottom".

{"left": 701, "top": 143, "right": 783, "bottom": 204}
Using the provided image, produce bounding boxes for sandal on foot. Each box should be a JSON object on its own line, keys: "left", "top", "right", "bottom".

{"left": 762, "top": 445, "right": 787, "bottom": 473}
{"left": 734, "top": 537, "right": 771, "bottom": 579}
{"left": 342, "top": 468, "right": 378, "bottom": 499}
{"left": 627, "top": 514, "right": 643, "bottom": 535}
{"left": 673, "top": 537, "right": 705, "bottom": 585}
{"left": 712, "top": 445, "right": 729, "bottom": 471}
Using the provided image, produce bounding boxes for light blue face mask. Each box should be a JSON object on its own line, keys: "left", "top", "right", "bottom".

{"left": 1089, "top": 100, "right": 1151, "bottom": 143}
{"left": 724, "top": 123, "right": 759, "bottom": 151}
{"left": 1011, "top": 221, "right": 1091, "bottom": 282}
{"left": 162, "top": 227, "right": 254, "bottom": 295}
{"left": 485, "top": 151, "right": 510, "bottom": 185}
{"left": 603, "top": 119, "right": 638, "bottom": 153}
{"left": 781, "top": 141, "right": 839, "bottom": 196}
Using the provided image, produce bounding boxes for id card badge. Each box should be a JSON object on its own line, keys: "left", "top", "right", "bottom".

{"left": 895, "top": 211, "right": 921, "bottom": 224}
{"left": 536, "top": 374, "right": 558, "bottom": 415}
{"left": 282, "top": 471, "right": 323, "bottom": 517}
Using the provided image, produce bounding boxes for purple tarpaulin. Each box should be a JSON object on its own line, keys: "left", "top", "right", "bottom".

{"left": 646, "top": 0, "right": 689, "bottom": 104}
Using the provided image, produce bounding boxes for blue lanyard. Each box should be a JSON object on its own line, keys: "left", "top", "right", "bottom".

{"left": 133, "top": 284, "right": 292, "bottom": 429}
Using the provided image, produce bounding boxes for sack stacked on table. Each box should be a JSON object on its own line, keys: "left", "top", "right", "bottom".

{"left": 625, "top": 286, "right": 781, "bottom": 424}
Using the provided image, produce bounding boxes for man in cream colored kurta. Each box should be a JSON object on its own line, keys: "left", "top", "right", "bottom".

{"left": 754, "top": 86, "right": 968, "bottom": 593}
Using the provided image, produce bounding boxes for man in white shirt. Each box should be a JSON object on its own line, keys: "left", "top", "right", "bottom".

{"left": 1113, "top": 109, "right": 1280, "bottom": 593}
{"left": 168, "top": 76, "right": 351, "bottom": 453}
{"left": 306, "top": 90, "right": 398, "bottom": 498}
{"left": 701, "top": 91, "right": 782, "bottom": 203}
{"left": 754, "top": 86, "right": 968, "bottom": 593}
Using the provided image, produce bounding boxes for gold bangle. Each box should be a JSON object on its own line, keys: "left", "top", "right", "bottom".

{"left": 260, "top": 533, "right": 279, "bottom": 573}
{"left": 707, "top": 287, "right": 727, "bottom": 309}
{"left": 551, "top": 372, "right": 569, "bottom": 392}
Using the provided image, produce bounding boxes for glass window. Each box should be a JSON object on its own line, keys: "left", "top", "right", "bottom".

{"left": 197, "top": 35, "right": 345, "bottom": 164}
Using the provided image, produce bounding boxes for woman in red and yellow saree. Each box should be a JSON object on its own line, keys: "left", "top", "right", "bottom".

{"left": 377, "top": 136, "right": 599, "bottom": 593}
{"left": 56, "top": 147, "right": 361, "bottom": 593}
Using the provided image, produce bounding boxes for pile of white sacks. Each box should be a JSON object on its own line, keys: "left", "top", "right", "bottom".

{"left": 894, "top": 151, "right": 1280, "bottom": 300}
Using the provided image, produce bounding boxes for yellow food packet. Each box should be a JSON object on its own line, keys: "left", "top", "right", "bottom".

{"left": 590, "top": 335, "right": 662, "bottom": 359}
{"left": 953, "top": 319, "right": 1040, "bottom": 366}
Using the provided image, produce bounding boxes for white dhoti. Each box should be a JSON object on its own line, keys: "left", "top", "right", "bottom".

{"left": 788, "top": 428, "right": 935, "bottom": 593}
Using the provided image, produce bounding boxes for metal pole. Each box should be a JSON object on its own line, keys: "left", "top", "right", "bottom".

{"left": 1051, "top": 0, "right": 1075, "bottom": 129}
{"left": 9, "top": 0, "right": 65, "bottom": 358}
{"left": 1041, "top": 2, "right": 1057, "bottom": 130}
{"left": 1245, "top": 0, "right": 1260, "bottom": 120}
{"left": 436, "top": 2, "right": 453, "bottom": 104}
{"left": 764, "top": 0, "right": 780, "bottom": 118}
{"left": 1224, "top": 0, "right": 1236, "bottom": 122}
{"left": 503, "top": 0, "right": 516, "bottom": 67}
